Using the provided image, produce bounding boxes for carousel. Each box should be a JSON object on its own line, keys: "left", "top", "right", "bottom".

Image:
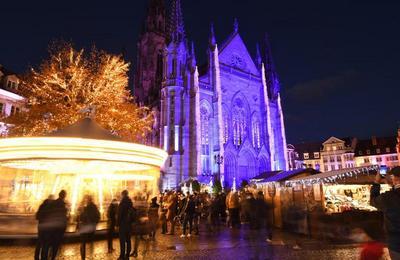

{"left": 0, "top": 118, "right": 167, "bottom": 234}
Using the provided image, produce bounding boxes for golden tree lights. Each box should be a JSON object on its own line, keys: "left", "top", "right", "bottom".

{"left": 4, "top": 43, "right": 152, "bottom": 142}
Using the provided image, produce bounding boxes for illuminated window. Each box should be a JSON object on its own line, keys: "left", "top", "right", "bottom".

{"left": 252, "top": 118, "right": 261, "bottom": 149}
{"left": 367, "top": 149, "right": 371, "bottom": 155}
{"left": 233, "top": 98, "right": 247, "bottom": 147}
{"left": 163, "top": 126, "right": 168, "bottom": 150}
{"left": 314, "top": 152, "right": 320, "bottom": 159}
{"left": 174, "top": 125, "right": 179, "bottom": 152}
{"left": 223, "top": 115, "right": 229, "bottom": 144}
{"left": 333, "top": 146, "right": 337, "bottom": 151}
{"left": 304, "top": 153, "right": 309, "bottom": 160}
{"left": 386, "top": 147, "right": 390, "bottom": 153}
{"left": 201, "top": 107, "right": 210, "bottom": 174}
{"left": 376, "top": 148, "right": 381, "bottom": 154}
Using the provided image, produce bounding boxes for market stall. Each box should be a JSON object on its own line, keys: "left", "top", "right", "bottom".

{"left": 283, "top": 165, "right": 388, "bottom": 241}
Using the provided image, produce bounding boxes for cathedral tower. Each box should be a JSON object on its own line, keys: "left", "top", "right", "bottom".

{"left": 160, "top": 0, "right": 200, "bottom": 188}
{"left": 135, "top": 0, "right": 167, "bottom": 106}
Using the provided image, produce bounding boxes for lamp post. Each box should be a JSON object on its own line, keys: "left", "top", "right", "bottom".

{"left": 214, "top": 154, "right": 224, "bottom": 182}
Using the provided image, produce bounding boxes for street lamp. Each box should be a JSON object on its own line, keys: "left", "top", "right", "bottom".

{"left": 214, "top": 154, "right": 224, "bottom": 181}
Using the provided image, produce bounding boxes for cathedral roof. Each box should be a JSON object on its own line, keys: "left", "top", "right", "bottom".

{"left": 218, "top": 32, "right": 260, "bottom": 76}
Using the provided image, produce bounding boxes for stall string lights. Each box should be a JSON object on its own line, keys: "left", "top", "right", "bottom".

{"left": 284, "top": 165, "right": 380, "bottom": 187}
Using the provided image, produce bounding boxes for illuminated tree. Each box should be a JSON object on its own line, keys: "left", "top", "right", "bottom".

{"left": 5, "top": 43, "right": 152, "bottom": 142}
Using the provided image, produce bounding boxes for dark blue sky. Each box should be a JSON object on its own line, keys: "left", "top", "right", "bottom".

{"left": 1, "top": 0, "right": 399, "bottom": 143}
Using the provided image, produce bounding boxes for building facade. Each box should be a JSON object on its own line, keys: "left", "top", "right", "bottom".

{"left": 293, "top": 136, "right": 398, "bottom": 172}
{"left": 135, "top": 0, "right": 288, "bottom": 189}
{"left": 0, "top": 65, "right": 24, "bottom": 135}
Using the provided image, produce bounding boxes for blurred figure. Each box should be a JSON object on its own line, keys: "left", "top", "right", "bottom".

{"left": 209, "top": 195, "right": 220, "bottom": 233}
{"left": 49, "top": 190, "right": 68, "bottom": 260}
{"left": 148, "top": 197, "right": 160, "bottom": 239}
{"left": 350, "top": 228, "right": 385, "bottom": 260}
{"left": 193, "top": 193, "right": 202, "bottom": 235}
{"left": 118, "top": 190, "right": 134, "bottom": 260}
{"left": 35, "top": 195, "right": 55, "bottom": 260}
{"left": 166, "top": 192, "right": 178, "bottom": 235}
{"left": 181, "top": 193, "right": 195, "bottom": 238}
{"left": 159, "top": 193, "right": 168, "bottom": 234}
{"left": 107, "top": 199, "right": 118, "bottom": 253}
{"left": 370, "top": 167, "right": 400, "bottom": 260}
{"left": 77, "top": 195, "right": 100, "bottom": 260}
{"left": 226, "top": 190, "right": 240, "bottom": 228}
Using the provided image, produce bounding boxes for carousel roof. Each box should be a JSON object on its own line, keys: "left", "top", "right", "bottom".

{"left": 48, "top": 117, "right": 121, "bottom": 141}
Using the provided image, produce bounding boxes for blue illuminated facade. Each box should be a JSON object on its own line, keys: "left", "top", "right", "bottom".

{"left": 136, "top": 0, "right": 288, "bottom": 189}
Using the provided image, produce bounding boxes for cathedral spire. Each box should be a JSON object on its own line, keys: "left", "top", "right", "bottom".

{"left": 265, "top": 33, "right": 280, "bottom": 98}
{"left": 255, "top": 43, "right": 262, "bottom": 69}
{"left": 169, "top": 0, "right": 185, "bottom": 43}
{"left": 209, "top": 23, "right": 216, "bottom": 47}
{"left": 233, "top": 18, "right": 239, "bottom": 33}
{"left": 190, "top": 41, "right": 197, "bottom": 68}
{"left": 144, "top": 0, "right": 166, "bottom": 34}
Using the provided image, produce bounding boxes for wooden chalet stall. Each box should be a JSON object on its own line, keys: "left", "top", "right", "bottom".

{"left": 282, "top": 165, "right": 389, "bottom": 241}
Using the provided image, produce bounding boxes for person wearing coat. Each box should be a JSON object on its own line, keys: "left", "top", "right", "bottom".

{"left": 148, "top": 197, "right": 160, "bottom": 239}
{"left": 370, "top": 167, "right": 400, "bottom": 260}
{"left": 226, "top": 191, "right": 240, "bottom": 228}
{"left": 77, "top": 195, "right": 100, "bottom": 260}
{"left": 117, "top": 190, "right": 134, "bottom": 260}
{"left": 107, "top": 199, "right": 118, "bottom": 253}
{"left": 35, "top": 195, "right": 55, "bottom": 260}
{"left": 166, "top": 192, "right": 178, "bottom": 235}
{"left": 181, "top": 193, "right": 196, "bottom": 238}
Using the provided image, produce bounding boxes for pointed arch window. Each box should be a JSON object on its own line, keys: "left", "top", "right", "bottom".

{"left": 201, "top": 107, "right": 211, "bottom": 174}
{"left": 233, "top": 99, "right": 247, "bottom": 147}
{"left": 252, "top": 118, "right": 261, "bottom": 149}
{"left": 223, "top": 111, "right": 229, "bottom": 145}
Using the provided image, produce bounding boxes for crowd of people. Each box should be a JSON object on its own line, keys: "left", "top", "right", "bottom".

{"left": 32, "top": 167, "right": 400, "bottom": 260}
{"left": 34, "top": 187, "right": 273, "bottom": 260}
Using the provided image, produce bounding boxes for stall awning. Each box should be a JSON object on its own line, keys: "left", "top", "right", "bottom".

{"left": 287, "top": 165, "right": 379, "bottom": 185}
{"left": 253, "top": 168, "right": 320, "bottom": 183}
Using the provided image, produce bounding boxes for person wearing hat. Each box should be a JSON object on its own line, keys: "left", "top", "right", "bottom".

{"left": 370, "top": 166, "right": 400, "bottom": 259}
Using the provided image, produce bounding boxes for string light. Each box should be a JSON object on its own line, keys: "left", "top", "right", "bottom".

{"left": 4, "top": 43, "right": 152, "bottom": 142}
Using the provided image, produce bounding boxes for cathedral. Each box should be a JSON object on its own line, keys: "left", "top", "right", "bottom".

{"left": 134, "top": 0, "right": 288, "bottom": 189}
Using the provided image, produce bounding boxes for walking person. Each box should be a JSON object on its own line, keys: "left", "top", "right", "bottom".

{"left": 370, "top": 167, "right": 400, "bottom": 260}
{"left": 226, "top": 190, "right": 240, "bottom": 228}
{"left": 181, "top": 193, "right": 196, "bottom": 238}
{"left": 107, "top": 199, "right": 118, "bottom": 253}
{"left": 49, "top": 190, "right": 68, "bottom": 260}
{"left": 117, "top": 190, "right": 134, "bottom": 260}
{"left": 35, "top": 195, "right": 55, "bottom": 260}
{"left": 148, "top": 197, "right": 160, "bottom": 239}
{"left": 76, "top": 195, "right": 100, "bottom": 260}
{"left": 166, "top": 192, "right": 178, "bottom": 235}
{"left": 159, "top": 194, "right": 168, "bottom": 234}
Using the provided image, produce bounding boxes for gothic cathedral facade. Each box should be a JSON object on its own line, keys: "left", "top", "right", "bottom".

{"left": 135, "top": 0, "right": 288, "bottom": 189}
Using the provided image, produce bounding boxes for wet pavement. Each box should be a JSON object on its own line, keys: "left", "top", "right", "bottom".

{"left": 0, "top": 227, "right": 391, "bottom": 260}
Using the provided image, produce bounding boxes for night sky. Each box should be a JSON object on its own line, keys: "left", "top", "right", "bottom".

{"left": 1, "top": 0, "right": 399, "bottom": 144}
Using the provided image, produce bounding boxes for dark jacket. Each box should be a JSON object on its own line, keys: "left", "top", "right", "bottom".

{"left": 370, "top": 184, "right": 400, "bottom": 252}
{"left": 118, "top": 196, "right": 134, "bottom": 230}
{"left": 107, "top": 202, "right": 118, "bottom": 227}
{"left": 79, "top": 202, "right": 100, "bottom": 225}
{"left": 36, "top": 199, "right": 54, "bottom": 230}
{"left": 184, "top": 198, "right": 196, "bottom": 216}
{"left": 78, "top": 202, "right": 100, "bottom": 234}
{"left": 51, "top": 198, "right": 68, "bottom": 229}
